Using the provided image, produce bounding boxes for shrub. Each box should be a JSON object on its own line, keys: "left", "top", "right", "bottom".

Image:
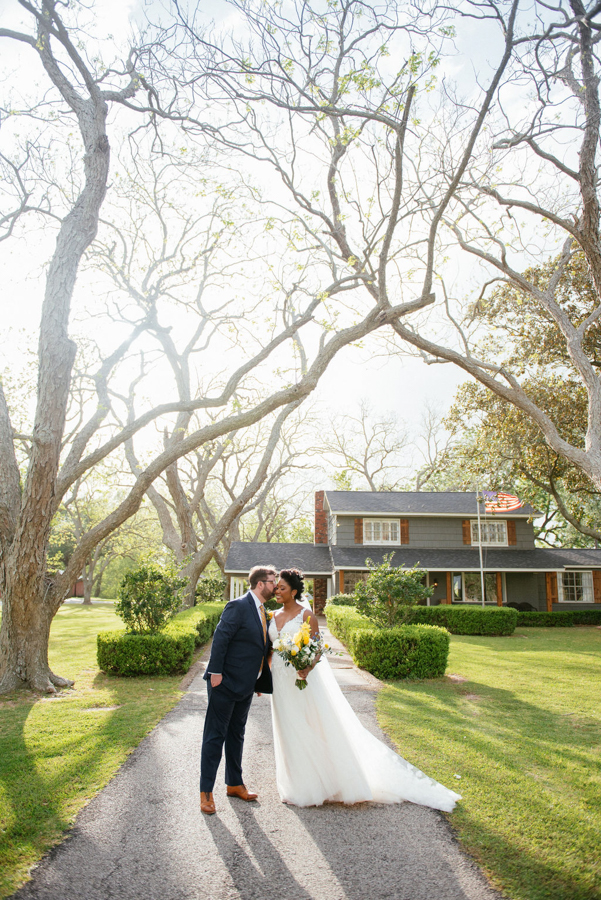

{"left": 326, "top": 593, "right": 357, "bottom": 606}
{"left": 171, "top": 602, "right": 226, "bottom": 644}
{"left": 517, "top": 610, "right": 573, "bottom": 627}
{"left": 351, "top": 625, "right": 450, "bottom": 680}
{"left": 355, "top": 555, "right": 433, "bottom": 627}
{"left": 571, "top": 608, "right": 601, "bottom": 625}
{"left": 97, "top": 601, "right": 226, "bottom": 676}
{"left": 403, "top": 605, "right": 517, "bottom": 635}
{"left": 325, "top": 605, "right": 450, "bottom": 680}
{"left": 116, "top": 563, "right": 186, "bottom": 634}
{"left": 97, "top": 628, "right": 196, "bottom": 676}
{"left": 195, "top": 575, "right": 227, "bottom": 604}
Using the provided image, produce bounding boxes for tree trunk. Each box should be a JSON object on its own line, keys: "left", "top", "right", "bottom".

{"left": 0, "top": 564, "right": 72, "bottom": 694}
{"left": 82, "top": 568, "right": 93, "bottom": 605}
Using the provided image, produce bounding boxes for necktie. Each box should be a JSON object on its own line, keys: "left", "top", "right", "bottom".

{"left": 258, "top": 603, "right": 267, "bottom": 676}
{"left": 259, "top": 603, "right": 267, "bottom": 643}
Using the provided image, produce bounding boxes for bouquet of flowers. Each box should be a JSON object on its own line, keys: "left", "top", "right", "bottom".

{"left": 272, "top": 618, "right": 331, "bottom": 690}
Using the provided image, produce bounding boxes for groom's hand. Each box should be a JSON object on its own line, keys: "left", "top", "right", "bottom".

{"left": 210, "top": 673, "right": 223, "bottom": 687}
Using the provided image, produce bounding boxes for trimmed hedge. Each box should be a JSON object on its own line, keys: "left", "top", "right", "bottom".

{"left": 403, "top": 604, "right": 517, "bottom": 635}
{"left": 97, "top": 601, "right": 226, "bottom": 677}
{"left": 324, "top": 605, "right": 450, "bottom": 680}
{"left": 572, "top": 608, "right": 601, "bottom": 625}
{"left": 516, "top": 608, "right": 601, "bottom": 627}
{"left": 326, "top": 593, "right": 359, "bottom": 607}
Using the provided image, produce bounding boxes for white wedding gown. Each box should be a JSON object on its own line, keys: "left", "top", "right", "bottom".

{"left": 269, "top": 609, "right": 461, "bottom": 811}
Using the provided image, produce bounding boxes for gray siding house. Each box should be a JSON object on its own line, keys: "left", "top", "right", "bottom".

{"left": 224, "top": 491, "right": 601, "bottom": 613}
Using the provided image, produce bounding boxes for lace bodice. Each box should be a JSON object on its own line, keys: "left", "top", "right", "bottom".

{"left": 268, "top": 607, "right": 305, "bottom": 640}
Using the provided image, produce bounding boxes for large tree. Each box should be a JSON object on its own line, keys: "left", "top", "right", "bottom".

{"left": 384, "top": 0, "right": 601, "bottom": 494}
{"left": 163, "top": 0, "right": 601, "bottom": 496}
{"left": 0, "top": 0, "right": 426, "bottom": 694}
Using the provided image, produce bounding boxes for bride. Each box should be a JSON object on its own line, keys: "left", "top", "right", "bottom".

{"left": 269, "top": 567, "right": 461, "bottom": 811}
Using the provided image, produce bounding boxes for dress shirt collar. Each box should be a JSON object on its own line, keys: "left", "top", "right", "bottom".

{"left": 249, "top": 589, "right": 264, "bottom": 611}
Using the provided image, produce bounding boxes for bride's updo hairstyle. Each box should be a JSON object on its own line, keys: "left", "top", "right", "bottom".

{"left": 279, "top": 568, "right": 304, "bottom": 600}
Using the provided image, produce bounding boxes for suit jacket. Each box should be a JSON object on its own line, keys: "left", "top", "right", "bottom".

{"left": 204, "top": 591, "right": 273, "bottom": 697}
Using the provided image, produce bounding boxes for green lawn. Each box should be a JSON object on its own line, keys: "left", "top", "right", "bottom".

{"left": 378, "top": 627, "right": 601, "bottom": 900}
{"left": 0, "top": 604, "right": 188, "bottom": 898}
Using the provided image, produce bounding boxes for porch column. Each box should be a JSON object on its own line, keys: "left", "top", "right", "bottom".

{"left": 339, "top": 570, "right": 345, "bottom": 594}
{"left": 445, "top": 571, "right": 452, "bottom": 604}
{"left": 546, "top": 572, "right": 558, "bottom": 612}
{"left": 496, "top": 572, "right": 503, "bottom": 606}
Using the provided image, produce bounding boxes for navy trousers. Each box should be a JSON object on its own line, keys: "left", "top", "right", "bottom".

{"left": 200, "top": 682, "right": 254, "bottom": 792}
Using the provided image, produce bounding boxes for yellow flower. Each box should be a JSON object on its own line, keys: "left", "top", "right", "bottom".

{"left": 290, "top": 647, "right": 298, "bottom": 656}
{"left": 303, "top": 634, "right": 310, "bottom": 645}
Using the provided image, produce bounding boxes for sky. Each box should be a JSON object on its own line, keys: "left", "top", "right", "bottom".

{"left": 0, "top": 0, "right": 520, "bottom": 492}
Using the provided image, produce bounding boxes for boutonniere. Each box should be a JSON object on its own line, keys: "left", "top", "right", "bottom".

{"left": 267, "top": 610, "right": 274, "bottom": 620}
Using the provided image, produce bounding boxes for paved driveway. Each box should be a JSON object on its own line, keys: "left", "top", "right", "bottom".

{"left": 11, "top": 627, "right": 505, "bottom": 900}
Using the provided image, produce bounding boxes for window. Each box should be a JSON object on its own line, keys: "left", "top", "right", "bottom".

{"left": 344, "top": 571, "right": 369, "bottom": 592}
{"left": 452, "top": 573, "right": 502, "bottom": 604}
{"left": 364, "top": 519, "right": 400, "bottom": 544}
{"left": 471, "top": 520, "right": 508, "bottom": 546}
{"left": 558, "top": 571, "right": 593, "bottom": 603}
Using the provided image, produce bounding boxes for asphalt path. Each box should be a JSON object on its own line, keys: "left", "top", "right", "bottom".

{"left": 11, "top": 628, "right": 506, "bottom": 900}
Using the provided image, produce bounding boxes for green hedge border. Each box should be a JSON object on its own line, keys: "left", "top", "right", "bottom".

{"left": 97, "top": 601, "right": 226, "bottom": 676}
{"left": 403, "top": 604, "right": 517, "bottom": 635}
{"left": 517, "top": 608, "right": 601, "bottom": 626}
{"left": 325, "top": 605, "right": 450, "bottom": 680}
{"left": 327, "top": 600, "right": 517, "bottom": 635}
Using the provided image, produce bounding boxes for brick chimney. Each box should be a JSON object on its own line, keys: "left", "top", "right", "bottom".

{"left": 314, "top": 490, "right": 328, "bottom": 544}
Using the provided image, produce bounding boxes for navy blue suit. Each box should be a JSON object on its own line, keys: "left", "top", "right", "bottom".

{"left": 200, "top": 592, "right": 272, "bottom": 792}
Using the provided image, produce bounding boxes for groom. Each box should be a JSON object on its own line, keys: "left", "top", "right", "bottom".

{"left": 200, "top": 565, "right": 277, "bottom": 815}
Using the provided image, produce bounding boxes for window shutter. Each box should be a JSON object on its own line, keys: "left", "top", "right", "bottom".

{"left": 462, "top": 520, "right": 471, "bottom": 545}
{"left": 354, "top": 518, "right": 363, "bottom": 544}
{"left": 546, "top": 572, "right": 558, "bottom": 612}
{"left": 507, "top": 520, "right": 517, "bottom": 545}
{"left": 593, "top": 571, "right": 601, "bottom": 603}
{"left": 400, "top": 519, "right": 409, "bottom": 545}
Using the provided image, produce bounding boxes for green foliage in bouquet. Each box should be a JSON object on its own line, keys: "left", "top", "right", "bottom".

{"left": 195, "top": 574, "right": 226, "bottom": 603}
{"left": 116, "top": 562, "right": 186, "bottom": 634}
{"left": 355, "top": 555, "right": 433, "bottom": 628}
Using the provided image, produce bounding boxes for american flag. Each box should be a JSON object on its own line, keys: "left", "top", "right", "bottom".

{"left": 482, "top": 491, "right": 524, "bottom": 513}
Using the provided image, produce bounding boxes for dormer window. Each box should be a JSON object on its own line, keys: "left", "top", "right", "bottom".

{"left": 364, "top": 519, "right": 400, "bottom": 545}
{"left": 470, "top": 520, "right": 508, "bottom": 546}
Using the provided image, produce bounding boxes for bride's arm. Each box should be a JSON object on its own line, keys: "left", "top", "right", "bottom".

{"left": 296, "top": 610, "right": 322, "bottom": 680}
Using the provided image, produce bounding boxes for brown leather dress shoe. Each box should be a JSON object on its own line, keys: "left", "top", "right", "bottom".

{"left": 226, "top": 784, "right": 258, "bottom": 801}
{"left": 200, "top": 791, "right": 216, "bottom": 815}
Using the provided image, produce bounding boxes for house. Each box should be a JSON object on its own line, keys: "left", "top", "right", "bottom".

{"left": 224, "top": 490, "right": 601, "bottom": 613}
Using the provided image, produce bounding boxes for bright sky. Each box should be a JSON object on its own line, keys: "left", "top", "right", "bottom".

{"left": 0, "top": 0, "right": 518, "bottom": 478}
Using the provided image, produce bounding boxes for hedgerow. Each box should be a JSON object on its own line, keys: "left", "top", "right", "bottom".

{"left": 324, "top": 605, "right": 449, "bottom": 680}
{"left": 97, "top": 601, "right": 225, "bottom": 676}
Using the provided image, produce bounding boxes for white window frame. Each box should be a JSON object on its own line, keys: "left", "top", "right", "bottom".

{"left": 363, "top": 518, "right": 401, "bottom": 545}
{"left": 470, "top": 519, "right": 508, "bottom": 547}
{"left": 557, "top": 570, "right": 594, "bottom": 603}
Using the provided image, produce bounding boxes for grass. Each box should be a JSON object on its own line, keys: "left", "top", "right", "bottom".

{"left": 377, "top": 626, "right": 601, "bottom": 900}
{"left": 0, "top": 603, "right": 190, "bottom": 899}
